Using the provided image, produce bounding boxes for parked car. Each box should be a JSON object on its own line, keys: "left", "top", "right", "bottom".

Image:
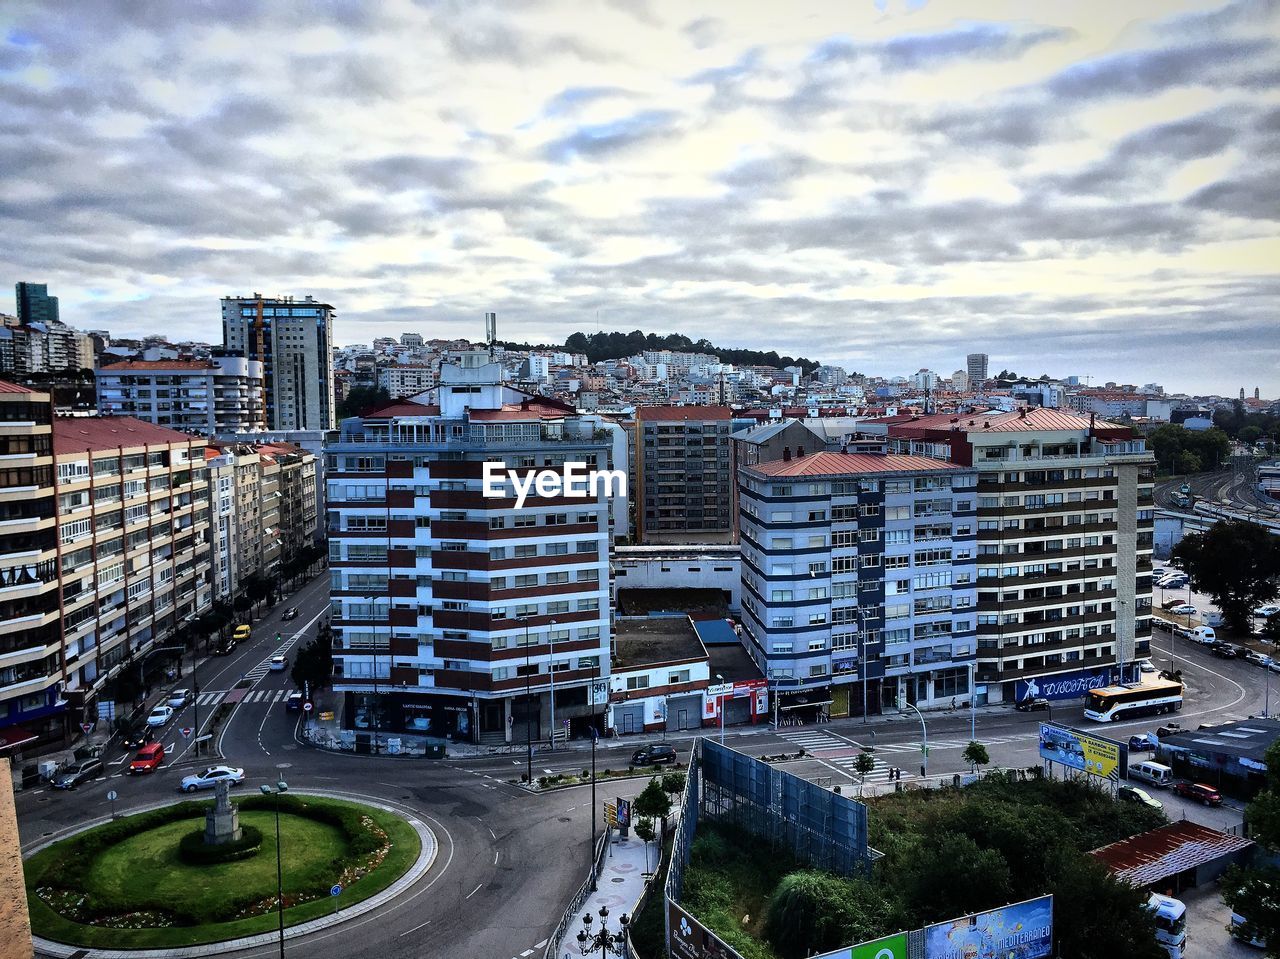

{"left": 1212, "top": 643, "right": 1240, "bottom": 659}
{"left": 286, "top": 691, "right": 304, "bottom": 711}
{"left": 282, "top": 607, "right": 300, "bottom": 621}
{"left": 166, "top": 688, "right": 192, "bottom": 708}
{"left": 632, "top": 743, "right": 678, "bottom": 766}
{"left": 1254, "top": 605, "right": 1280, "bottom": 619}
{"left": 1173, "top": 781, "right": 1223, "bottom": 806}
{"left": 1231, "top": 911, "right": 1268, "bottom": 948}
{"left": 1156, "top": 722, "right": 1182, "bottom": 738}
{"left": 120, "top": 720, "right": 156, "bottom": 750}
{"left": 179, "top": 766, "right": 246, "bottom": 793}
{"left": 1244, "top": 651, "right": 1274, "bottom": 668}
{"left": 1015, "top": 697, "right": 1051, "bottom": 712}
{"left": 1139, "top": 660, "right": 1157, "bottom": 674}
{"left": 50, "top": 757, "right": 104, "bottom": 790}
{"left": 1118, "top": 785, "right": 1163, "bottom": 810}
{"left": 146, "top": 704, "right": 174, "bottom": 727}
{"left": 1170, "top": 604, "right": 1198, "bottom": 616}
{"left": 129, "top": 742, "right": 166, "bottom": 774}
{"left": 214, "top": 638, "right": 237, "bottom": 656}
{"left": 270, "top": 654, "right": 288, "bottom": 671}
{"left": 1128, "top": 735, "right": 1156, "bottom": 752}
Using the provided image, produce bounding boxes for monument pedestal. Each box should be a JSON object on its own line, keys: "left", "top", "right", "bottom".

{"left": 204, "top": 779, "right": 242, "bottom": 844}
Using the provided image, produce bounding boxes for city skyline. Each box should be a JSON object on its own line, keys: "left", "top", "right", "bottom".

{"left": 2, "top": 1, "right": 1278, "bottom": 396}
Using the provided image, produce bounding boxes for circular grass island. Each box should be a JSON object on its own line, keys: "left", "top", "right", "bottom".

{"left": 26, "top": 792, "right": 422, "bottom": 950}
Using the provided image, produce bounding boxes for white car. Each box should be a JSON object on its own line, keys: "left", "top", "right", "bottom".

{"left": 269, "top": 655, "right": 287, "bottom": 671}
{"left": 145, "top": 704, "right": 174, "bottom": 727}
{"left": 179, "top": 766, "right": 245, "bottom": 793}
{"left": 1254, "top": 605, "right": 1280, "bottom": 619}
{"left": 166, "top": 688, "right": 191, "bottom": 708}
{"left": 1139, "top": 661, "right": 1157, "bottom": 673}
{"left": 1170, "top": 604, "right": 1197, "bottom": 616}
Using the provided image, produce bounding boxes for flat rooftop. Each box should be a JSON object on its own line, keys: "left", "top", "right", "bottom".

{"left": 616, "top": 587, "right": 729, "bottom": 619}
{"left": 707, "top": 644, "right": 764, "bottom": 683}
{"left": 613, "top": 617, "right": 706, "bottom": 669}
{"left": 1161, "top": 717, "right": 1280, "bottom": 762}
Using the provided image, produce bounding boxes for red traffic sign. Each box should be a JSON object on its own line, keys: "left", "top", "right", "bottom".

{"left": 302, "top": 702, "right": 313, "bottom": 712}
{"left": 179, "top": 727, "right": 193, "bottom": 739}
{"left": 80, "top": 722, "right": 94, "bottom": 735}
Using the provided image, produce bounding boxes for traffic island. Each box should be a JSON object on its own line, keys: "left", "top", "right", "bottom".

{"left": 25, "top": 793, "right": 422, "bottom": 950}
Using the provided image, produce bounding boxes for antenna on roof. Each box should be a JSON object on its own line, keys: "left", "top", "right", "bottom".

{"left": 484, "top": 312, "right": 497, "bottom": 358}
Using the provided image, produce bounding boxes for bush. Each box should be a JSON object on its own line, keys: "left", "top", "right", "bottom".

{"left": 660, "top": 771, "right": 687, "bottom": 795}
{"left": 177, "top": 824, "right": 263, "bottom": 864}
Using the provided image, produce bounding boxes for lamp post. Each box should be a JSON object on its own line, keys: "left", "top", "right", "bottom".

{"left": 856, "top": 606, "right": 869, "bottom": 725}
{"left": 523, "top": 616, "right": 533, "bottom": 784}
{"left": 716, "top": 673, "right": 725, "bottom": 744}
{"left": 191, "top": 644, "right": 201, "bottom": 757}
{"left": 900, "top": 697, "right": 928, "bottom": 779}
{"left": 590, "top": 659, "right": 600, "bottom": 891}
{"left": 548, "top": 619, "right": 558, "bottom": 747}
{"left": 576, "top": 905, "right": 629, "bottom": 958}
{"left": 260, "top": 780, "right": 289, "bottom": 959}
{"left": 969, "top": 659, "right": 976, "bottom": 744}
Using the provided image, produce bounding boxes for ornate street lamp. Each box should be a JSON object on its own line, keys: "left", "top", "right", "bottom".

{"left": 576, "top": 905, "right": 630, "bottom": 958}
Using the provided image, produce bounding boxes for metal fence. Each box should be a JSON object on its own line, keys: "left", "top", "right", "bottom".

{"left": 544, "top": 825, "right": 613, "bottom": 959}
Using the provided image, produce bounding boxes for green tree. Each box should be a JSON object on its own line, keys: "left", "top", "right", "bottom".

{"left": 1240, "top": 425, "right": 1264, "bottom": 446}
{"left": 337, "top": 385, "right": 392, "bottom": 420}
{"left": 852, "top": 752, "right": 876, "bottom": 797}
{"left": 1172, "top": 520, "right": 1280, "bottom": 634}
{"left": 963, "top": 741, "right": 990, "bottom": 773}
{"left": 1050, "top": 855, "right": 1164, "bottom": 959}
{"left": 1263, "top": 614, "right": 1280, "bottom": 644}
{"left": 762, "top": 870, "right": 901, "bottom": 959}
{"left": 634, "top": 816, "right": 656, "bottom": 872}
{"left": 634, "top": 777, "right": 672, "bottom": 824}
{"left": 659, "top": 771, "right": 686, "bottom": 796}
{"left": 289, "top": 628, "right": 334, "bottom": 692}
{"left": 894, "top": 832, "right": 1014, "bottom": 922}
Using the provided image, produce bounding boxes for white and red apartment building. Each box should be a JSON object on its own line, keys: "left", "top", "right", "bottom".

{"left": 326, "top": 352, "right": 628, "bottom": 744}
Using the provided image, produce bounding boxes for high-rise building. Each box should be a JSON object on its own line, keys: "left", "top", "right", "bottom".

{"left": 326, "top": 352, "right": 628, "bottom": 743}
{"left": 738, "top": 450, "right": 978, "bottom": 718}
{"left": 966, "top": 353, "right": 989, "bottom": 383}
{"left": 95, "top": 356, "right": 266, "bottom": 433}
{"left": 53, "top": 416, "right": 212, "bottom": 726}
{"left": 15, "top": 283, "right": 58, "bottom": 326}
{"left": 876, "top": 408, "right": 1156, "bottom": 704}
{"left": 0, "top": 381, "right": 60, "bottom": 745}
{"left": 631, "top": 406, "right": 748, "bottom": 544}
{"left": 221, "top": 294, "right": 335, "bottom": 431}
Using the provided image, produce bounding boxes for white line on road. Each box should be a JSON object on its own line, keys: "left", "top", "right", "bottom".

{"left": 398, "top": 918, "right": 433, "bottom": 937}
{"left": 465, "top": 883, "right": 482, "bottom": 900}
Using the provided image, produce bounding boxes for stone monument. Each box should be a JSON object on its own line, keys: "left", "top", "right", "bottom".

{"left": 204, "top": 779, "right": 243, "bottom": 845}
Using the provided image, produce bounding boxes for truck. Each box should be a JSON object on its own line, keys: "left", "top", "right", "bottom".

{"left": 1147, "top": 892, "right": 1187, "bottom": 958}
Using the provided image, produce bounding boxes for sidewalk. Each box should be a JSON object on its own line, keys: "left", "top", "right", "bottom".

{"left": 548, "top": 828, "right": 653, "bottom": 959}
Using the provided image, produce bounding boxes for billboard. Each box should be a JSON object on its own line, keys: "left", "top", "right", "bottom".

{"left": 1038, "top": 723, "right": 1127, "bottom": 781}
{"left": 667, "top": 899, "right": 739, "bottom": 959}
{"left": 1015, "top": 664, "right": 1137, "bottom": 703}
{"left": 924, "top": 895, "right": 1053, "bottom": 959}
{"left": 812, "top": 932, "right": 908, "bottom": 959}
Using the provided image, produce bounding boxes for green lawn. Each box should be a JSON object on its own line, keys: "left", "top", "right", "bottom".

{"left": 27, "top": 796, "right": 422, "bottom": 949}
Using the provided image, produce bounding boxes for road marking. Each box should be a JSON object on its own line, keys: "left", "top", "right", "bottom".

{"left": 493, "top": 850, "right": 499, "bottom": 865}
{"left": 522, "top": 950, "right": 535, "bottom": 957}
{"left": 488, "top": 826, "right": 496, "bottom": 840}
{"left": 465, "top": 883, "right": 483, "bottom": 900}
{"left": 536, "top": 938, "right": 548, "bottom": 948}
{"left": 399, "top": 918, "right": 432, "bottom": 937}
{"left": 110, "top": 756, "right": 128, "bottom": 766}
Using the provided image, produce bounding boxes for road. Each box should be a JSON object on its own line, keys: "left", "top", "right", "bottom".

{"left": 17, "top": 570, "right": 1278, "bottom": 958}
{"left": 1156, "top": 466, "right": 1280, "bottom": 518}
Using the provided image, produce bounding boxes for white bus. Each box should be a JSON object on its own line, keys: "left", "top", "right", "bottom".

{"left": 1083, "top": 680, "right": 1183, "bottom": 722}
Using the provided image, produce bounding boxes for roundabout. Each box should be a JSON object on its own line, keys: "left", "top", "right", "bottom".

{"left": 25, "top": 791, "right": 433, "bottom": 954}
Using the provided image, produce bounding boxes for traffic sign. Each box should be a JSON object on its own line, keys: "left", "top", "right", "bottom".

{"left": 80, "top": 722, "right": 94, "bottom": 735}
{"left": 562, "top": 718, "right": 570, "bottom": 728}
{"left": 330, "top": 884, "right": 342, "bottom": 897}
{"left": 179, "top": 727, "right": 193, "bottom": 739}
{"left": 106, "top": 790, "right": 118, "bottom": 802}
{"left": 302, "top": 702, "right": 313, "bottom": 712}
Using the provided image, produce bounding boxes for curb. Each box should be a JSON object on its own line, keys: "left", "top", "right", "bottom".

{"left": 30, "top": 789, "right": 439, "bottom": 959}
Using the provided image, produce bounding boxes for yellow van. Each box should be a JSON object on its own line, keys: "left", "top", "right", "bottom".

{"left": 233, "top": 625, "right": 252, "bottom": 642}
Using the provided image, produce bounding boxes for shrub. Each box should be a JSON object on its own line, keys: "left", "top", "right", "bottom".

{"left": 660, "top": 771, "right": 687, "bottom": 795}
{"left": 538, "top": 776, "right": 549, "bottom": 788}
{"left": 177, "top": 824, "right": 264, "bottom": 865}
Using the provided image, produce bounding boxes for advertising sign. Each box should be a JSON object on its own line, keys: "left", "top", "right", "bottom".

{"left": 1015, "top": 665, "right": 1136, "bottom": 703}
{"left": 616, "top": 798, "right": 631, "bottom": 827}
{"left": 924, "top": 895, "right": 1053, "bottom": 959}
{"left": 812, "top": 931, "right": 909, "bottom": 959}
{"left": 1038, "top": 723, "right": 1126, "bottom": 780}
{"left": 667, "top": 899, "right": 739, "bottom": 959}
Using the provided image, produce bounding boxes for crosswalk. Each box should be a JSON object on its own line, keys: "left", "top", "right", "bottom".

{"left": 776, "top": 729, "right": 850, "bottom": 751}
{"left": 192, "top": 688, "right": 292, "bottom": 707}
{"left": 241, "top": 635, "right": 303, "bottom": 683}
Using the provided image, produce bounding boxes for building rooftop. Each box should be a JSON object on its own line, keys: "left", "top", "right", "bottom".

{"left": 98, "top": 360, "right": 218, "bottom": 371}
{"left": 707, "top": 642, "right": 765, "bottom": 683}
{"left": 612, "top": 616, "right": 707, "bottom": 670}
{"left": 616, "top": 588, "right": 729, "bottom": 619}
{"left": 635, "top": 405, "right": 732, "bottom": 422}
{"left": 360, "top": 399, "right": 441, "bottom": 418}
{"left": 746, "top": 450, "right": 962, "bottom": 478}
{"left": 873, "top": 408, "right": 1126, "bottom": 435}
{"left": 1160, "top": 717, "right": 1280, "bottom": 763}
{"left": 0, "top": 379, "right": 38, "bottom": 394}
{"left": 1089, "top": 820, "right": 1254, "bottom": 887}
{"left": 53, "top": 416, "right": 204, "bottom": 454}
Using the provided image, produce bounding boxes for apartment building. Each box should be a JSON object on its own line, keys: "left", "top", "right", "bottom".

{"left": 966, "top": 353, "right": 989, "bottom": 383}
{"left": 0, "top": 382, "right": 61, "bottom": 746}
{"left": 738, "top": 450, "right": 978, "bottom": 719}
{"left": 96, "top": 356, "right": 266, "bottom": 433}
{"left": 875, "top": 408, "right": 1155, "bottom": 704}
{"left": 221, "top": 294, "right": 335, "bottom": 431}
{"left": 53, "top": 416, "right": 212, "bottom": 723}
{"left": 377, "top": 364, "right": 438, "bottom": 399}
{"left": 326, "top": 352, "right": 627, "bottom": 744}
{"left": 266, "top": 443, "right": 318, "bottom": 563}
{"left": 631, "top": 406, "right": 749, "bottom": 545}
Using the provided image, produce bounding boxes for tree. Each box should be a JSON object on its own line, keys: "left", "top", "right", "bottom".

{"left": 762, "top": 870, "right": 901, "bottom": 959}
{"left": 963, "top": 741, "right": 990, "bottom": 773}
{"left": 634, "top": 777, "right": 672, "bottom": 825}
{"left": 1263, "top": 614, "right": 1280, "bottom": 644}
{"left": 290, "top": 628, "right": 334, "bottom": 693}
{"left": 634, "top": 817, "right": 656, "bottom": 872}
{"left": 852, "top": 752, "right": 876, "bottom": 797}
{"left": 659, "top": 771, "right": 686, "bottom": 796}
{"left": 1220, "top": 739, "right": 1280, "bottom": 955}
{"left": 1172, "top": 520, "right": 1280, "bottom": 634}
{"left": 337, "top": 385, "right": 391, "bottom": 420}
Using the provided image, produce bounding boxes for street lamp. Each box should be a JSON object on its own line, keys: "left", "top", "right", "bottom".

{"left": 899, "top": 697, "right": 928, "bottom": 779}
{"left": 576, "top": 905, "right": 629, "bottom": 958}
{"left": 523, "top": 616, "right": 533, "bottom": 785}
{"left": 590, "top": 659, "right": 600, "bottom": 891}
{"left": 548, "top": 618, "right": 558, "bottom": 747}
{"left": 855, "top": 606, "right": 869, "bottom": 725}
{"left": 716, "top": 673, "right": 725, "bottom": 744}
{"left": 260, "top": 781, "right": 290, "bottom": 959}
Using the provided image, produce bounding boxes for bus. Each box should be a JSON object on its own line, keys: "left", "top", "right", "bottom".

{"left": 1083, "top": 679, "right": 1183, "bottom": 722}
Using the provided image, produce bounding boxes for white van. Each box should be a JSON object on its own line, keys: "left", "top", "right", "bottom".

{"left": 1131, "top": 761, "right": 1174, "bottom": 788}
{"left": 1189, "top": 626, "right": 1216, "bottom": 643}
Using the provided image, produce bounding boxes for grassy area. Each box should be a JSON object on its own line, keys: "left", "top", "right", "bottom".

{"left": 27, "top": 796, "right": 421, "bottom": 949}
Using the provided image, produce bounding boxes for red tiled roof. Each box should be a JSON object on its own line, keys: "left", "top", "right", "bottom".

{"left": 53, "top": 416, "right": 204, "bottom": 454}
{"left": 361, "top": 400, "right": 441, "bottom": 417}
{"left": 746, "top": 451, "right": 961, "bottom": 477}
{"left": 879, "top": 408, "right": 1125, "bottom": 434}
{"left": 98, "top": 360, "right": 217, "bottom": 371}
{"left": 0, "top": 379, "right": 37, "bottom": 394}
{"left": 635, "top": 405, "right": 732, "bottom": 422}
{"left": 1090, "top": 820, "right": 1253, "bottom": 886}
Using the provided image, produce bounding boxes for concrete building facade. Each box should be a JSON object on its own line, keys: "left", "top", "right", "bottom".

{"left": 96, "top": 356, "right": 266, "bottom": 433}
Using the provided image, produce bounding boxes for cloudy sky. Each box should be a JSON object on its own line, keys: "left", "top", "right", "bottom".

{"left": 2, "top": 0, "right": 1277, "bottom": 396}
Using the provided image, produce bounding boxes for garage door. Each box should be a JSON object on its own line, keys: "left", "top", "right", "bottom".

{"left": 665, "top": 694, "right": 702, "bottom": 732}
{"left": 724, "top": 696, "right": 751, "bottom": 726}
{"left": 614, "top": 703, "right": 644, "bottom": 735}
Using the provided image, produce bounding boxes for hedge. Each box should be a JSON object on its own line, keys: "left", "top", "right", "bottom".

{"left": 177, "top": 824, "right": 264, "bottom": 865}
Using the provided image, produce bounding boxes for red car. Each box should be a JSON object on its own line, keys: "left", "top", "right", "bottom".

{"left": 129, "top": 742, "right": 166, "bottom": 774}
{"left": 1173, "top": 781, "right": 1222, "bottom": 806}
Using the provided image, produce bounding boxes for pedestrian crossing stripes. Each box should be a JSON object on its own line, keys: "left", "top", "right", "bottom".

{"left": 196, "top": 688, "right": 290, "bottom": 706}
{"left": 823, "top": 753, "right": 919, "bottom": 786}
{"left": 241, "top": 636, "right": 303, "bottom": 683}
{"left": 777, "top": 729, "right": 847, "bottom": 751}
{"left": 195, "top": 691, "right": 225, "bottom": 707}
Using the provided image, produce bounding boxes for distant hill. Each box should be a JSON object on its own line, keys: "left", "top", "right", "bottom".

{"left": 496, "top": 330, "right": 821, "bottom": 375}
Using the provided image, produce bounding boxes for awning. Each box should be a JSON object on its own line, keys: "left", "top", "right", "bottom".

{"left": 0, "top": 726, "right": 38, "bottom": 751}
